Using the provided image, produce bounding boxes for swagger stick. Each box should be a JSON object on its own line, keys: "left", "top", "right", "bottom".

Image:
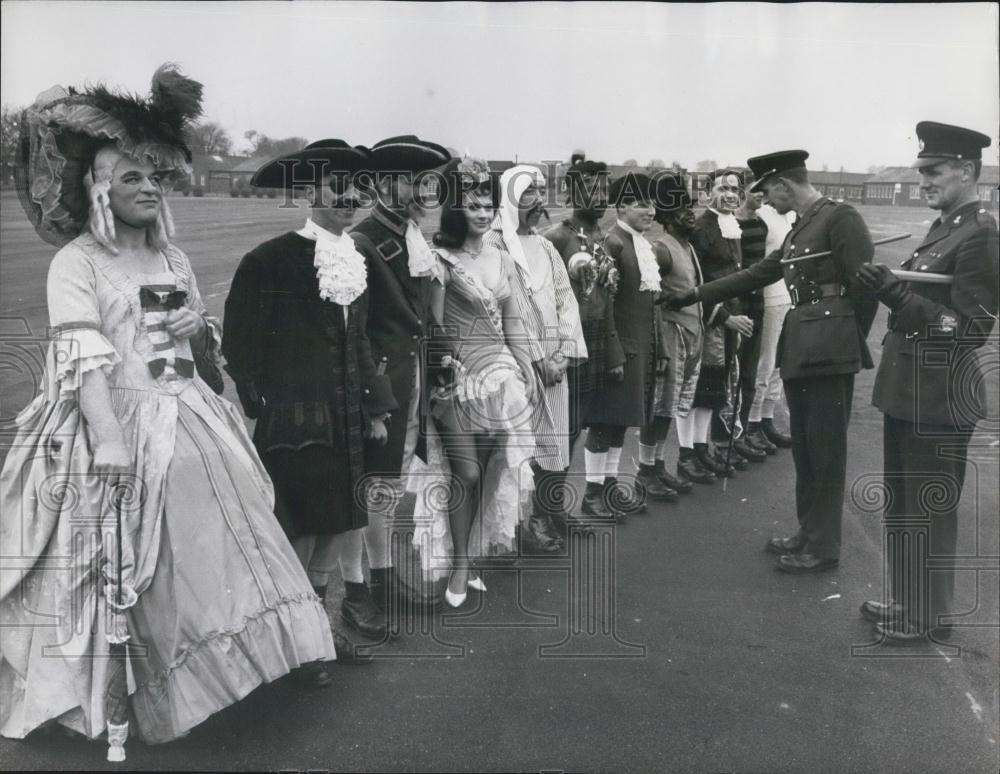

{"left": 779, "top": 233, "right": 912, "bottom": 264}
{"left": 106, "top": 479, "right": 130, "bottom": 763}
{"left": 721, "top": 334, "right": 742, "bottom": 494}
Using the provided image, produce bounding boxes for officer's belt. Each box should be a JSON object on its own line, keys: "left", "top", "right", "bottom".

{"left": 789, "top": 282, "right": 847, "bottom": 307}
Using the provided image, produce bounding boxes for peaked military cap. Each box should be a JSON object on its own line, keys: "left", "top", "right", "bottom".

{"left": 746, "top": 150, "right": 809, "bottom": 192}
{"left": 912, "top": 121, "right": 992, "bottom": 169}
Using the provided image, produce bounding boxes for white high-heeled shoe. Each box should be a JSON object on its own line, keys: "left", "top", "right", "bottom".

{"left": 467, "top": 574, "right": 487, "bottom": 592}
{"left": 444, "top": 586, "right": 467, "bottom": 608}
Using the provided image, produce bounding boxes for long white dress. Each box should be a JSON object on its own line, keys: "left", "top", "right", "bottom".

{"left": 0, "top": 233, "right": 335, "bottom": 744}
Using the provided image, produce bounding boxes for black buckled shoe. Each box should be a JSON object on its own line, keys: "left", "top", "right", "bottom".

{"left": 654, "top": 460, "right": 693, "bottom": 494}
{"left": 859, "top": 600, "right": 904, "bottom": 626}
{"left": 717, "top": 445, "right": 749, "bottom": 471}
{"left": 734, "top": 435, "right": 767, "bottom": 462}
{"left": 604, "top": 477, "right": 647, "bottom": 515}
{"left": 765, "top": 534, "right": 806, "bottom": 555}
{"left": 291, "top": 660, "right": 334, "bottom": 688}
{"left": 746, "top": 423, "right": 777, "bottom": 454}
{"left": 677, "top": 453, "right": 716, "bottom": 485}
{"left": 636, "top": 464, "right": 678, "bottom": 502}
{"left": 776, "top": 552, "right": 839, "bottom": 574}
{"left": 521, "top": 514, "right": 564, "bottom": 553}
{"left": 342, "top": 581, "right": 388, "bottom": 639}
{"left": 762, "top": 418, "right": 793, "bottom": 448}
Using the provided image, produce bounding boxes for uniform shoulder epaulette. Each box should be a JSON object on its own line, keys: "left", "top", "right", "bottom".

{"left": 376, "top": 237, "right": 403, "bottom": 261}
{"left": 974, "top": 207, "right": 997, "bottom": 227}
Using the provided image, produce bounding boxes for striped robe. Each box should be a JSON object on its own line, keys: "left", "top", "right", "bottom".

{"left": 485, "top": 228, "right": 587, "bottom": 471}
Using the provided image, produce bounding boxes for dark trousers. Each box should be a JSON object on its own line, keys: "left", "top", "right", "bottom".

{"left": 882, "top": 415, "right": 972, "bottom": 631}
{"left": 737, "top": 310, "right": 764, "bottom": 428}
{"left": 784, "top": 374, "right": 855, "bottom": 559}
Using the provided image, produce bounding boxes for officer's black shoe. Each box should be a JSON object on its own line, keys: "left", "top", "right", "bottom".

{"left": 521, "top": 514, "right": 564, "bottom": 553}
{"left": 654, "top": 460, "right": 694, "bottom": 494}
{"left": 734, "top": 435, "right": 767, "bottom": 462}
{"left": 718, "top": 445, "right": 750, "bottom": 471}
{"left": 332, "top": 629, "right": 374, "bottom": 665}
{"left": 581, "top": 482, "right": 624, "bottom": 522}
{"left": 761, "top": 418, "right": 793, "bottom": 448}
{"left": 746, "top": 423, "right": 777, "bottom": 454}
{"left": 604, "top": 477, "right": 647, "bottom": 515}
{"left": 677, "top": 450, "right": 716, "bottom": 484}
{"left": 874, "top": 621, "right": 954, "bottom": 645}
{"left": 636, "top": 464, "right": 678, "bottom": 502}
{"left": 776, "top": 552, "right": 839, "bottom": 574}
{"left": 697, "top": 443, "right": 734, "bottom": 478}
{"left": 859, "top": 600, "right": 904, "bottom": 626}
{"left": 341, "top": 581, "right": 388, "bottom": 640}
{"left": 765, "top": 534, "right": 806, "bottom": 555}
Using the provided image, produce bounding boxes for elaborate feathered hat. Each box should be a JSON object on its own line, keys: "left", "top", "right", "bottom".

{"left": 15, "top": 64, "right": 203, "bottom": 246}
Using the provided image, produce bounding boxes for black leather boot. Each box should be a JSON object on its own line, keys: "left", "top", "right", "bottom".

{"left": 604, "top": 477, "right": 647, "bottom": 515}
{"left": 746, "top": 422, "right": 777, "bottom": 454}
{"left": 696, "top": 443, "right": 734, "bottom": 478}
{"left": 521, "top": 514, "right": 564, "bottom": 553}
{"left": 677, "top": 448, "right": 716, "bottom": 484}
{"left": 341, "top": 581, "right": 387, "bottom": 639}
{"left": 761, "top": 418, "right": 792, "bottom": 448}
{"left": 734, "top": 434, "right": 767, "bottom": 462}
{"left": 581, "top": 481, "right": 620, "bottom": 521}
{"left": 654, "top": 459, "right": 693, "bottom": 494}
{"left": 636, "top": 463, "right": 678, "bottom": 502}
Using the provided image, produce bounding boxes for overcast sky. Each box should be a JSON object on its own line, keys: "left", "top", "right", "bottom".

{"left": 2, "top": 2, "right": 997, "bottom": 172}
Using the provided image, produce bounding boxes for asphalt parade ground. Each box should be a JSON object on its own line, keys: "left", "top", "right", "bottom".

{"left": 1, "top": 192, "right": 998, "bottom": 772}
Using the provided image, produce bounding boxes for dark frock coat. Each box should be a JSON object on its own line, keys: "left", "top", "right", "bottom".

{"left": 350, "top": 204, "right": 435, "bottom": 477}
{"left": 585, "top": 223, "right": 656, "bottom": 428}
{"left": 222, "top": 232, "right": 396, "bottom": 535}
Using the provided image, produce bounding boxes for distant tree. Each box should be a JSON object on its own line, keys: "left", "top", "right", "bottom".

{"left": 867, "top": 164, "right": 886, "bottom": 174}
{"left": 648, "top": 158, "right": 665, "bottom": 169}
{"left": 622, "top": 158, "right": 638, "bottom": 167}
{"left": 695, "top": 159, "right": 718, "bottom": 173}
{"left": 670, "top": 160, "right": 684, "bottom": 172}
{"left": 822, "top": 164, "right": 829, "bottom": 172}
{"left": 244, "top": 131, "right": 308, "bottom": 158}
{"left": 1, "top": 105, "right": 23, "bottom": 187}
{"left": 186, "top": 121, "right": 233, "bottom": 156}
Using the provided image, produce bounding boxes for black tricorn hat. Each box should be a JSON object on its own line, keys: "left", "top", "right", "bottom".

{"left": 912, "top": 121, "right": 992, "bottom": 169}
{"left": 747, "top": 150, "right": 809, "bottom": 192}
{"left": 369, "top": 135, "right": 452, "bottom": 174}
{"left": 652, "top": 172, "right": 691, "bottom": 215}
{"left": 610, "top": 171, "right": 655, "bottom": 205}
{"left": 251, "top": 139, "right": 371, "bottom": 189}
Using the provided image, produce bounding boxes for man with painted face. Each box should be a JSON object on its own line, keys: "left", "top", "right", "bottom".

{"left": 642, "top": 173, "right": 713, "bottom": 488}
{"left": 662, "top": 150, "right": 877, "bottom": 573}
{"left": 857, "top": 122, "right": 998, "bottom": 643}
{"left": 350, "top": 135, "right": 452, "bottom": 610}
{"left": 688, "top": 169, "right": 756, "bottom": 479}
{"left": 487, "top": 165, "right": 588, "bottom": 552}
{"left": 543, "top": 156, "right": 629, "bottom": 524}
{"left": 581, "top": 172, "right": 662, "bottom": 517}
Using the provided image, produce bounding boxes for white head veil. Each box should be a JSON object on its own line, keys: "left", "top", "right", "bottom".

{"left": 496, "top": 164, "right": 545, "bottom": 273}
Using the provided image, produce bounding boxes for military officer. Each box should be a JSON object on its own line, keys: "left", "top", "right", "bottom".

{"left": 662, "top": 150, "right": 878, "bottom": 572}
{"left": 857, "top": 121, "right": 998, "bottom": 644}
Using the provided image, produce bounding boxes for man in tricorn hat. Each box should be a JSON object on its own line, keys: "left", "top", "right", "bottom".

{"left": 582, "top": 172, "right": 662, "bottom": 516}
{"left": 224, "top": 140, "right": 396, "bottom": 667}
{"left": 350, "top": 135, "right": 452, "bottom": 606}
{"left": 857, "top": 121, "right": 998, "bottom": 644}
{"left": 663, "top": 149, "right": 878, "bottom": 573}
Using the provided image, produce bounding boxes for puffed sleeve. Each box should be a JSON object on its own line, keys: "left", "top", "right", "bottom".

{"left": 45, "top": 245, "right": 120, "bottom": 398}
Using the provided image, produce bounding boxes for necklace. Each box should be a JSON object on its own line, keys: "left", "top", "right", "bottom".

{"left": 457, "top": 243, "right": 484, "bottom": 259}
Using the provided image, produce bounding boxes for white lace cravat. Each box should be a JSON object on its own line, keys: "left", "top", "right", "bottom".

{"left": 616, "top": 220, "right": 661, "bottom": 293}
{"left": 405, "top": 220, "right": 437, "bottom": 278}
{"left": 710, "top": 208, "right": 743, "bottom": 240}
{"left": 299, "top": 218, "right": 367, "bottom": 307}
